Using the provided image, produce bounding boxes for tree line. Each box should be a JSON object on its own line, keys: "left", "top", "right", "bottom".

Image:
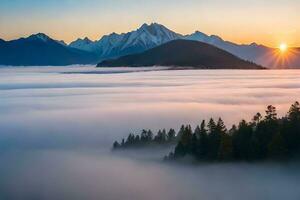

{"left": 113, "top": 128, "right": 177, "bottom": 149}
{"left": 113, "top": 102, "right": 300, "bottom": 162}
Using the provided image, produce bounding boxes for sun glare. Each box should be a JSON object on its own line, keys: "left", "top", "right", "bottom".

{"left": 279, "top": 43, "right": 288, "bottom": 53}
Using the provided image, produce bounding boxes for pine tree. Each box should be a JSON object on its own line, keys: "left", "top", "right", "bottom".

{"left": 265, "top": 105, "right": 277, "bottom": 121}
{"left": 254, "top": 105, "right": 279, "bottom": 159}
{"left": 180, "top": 125, "right": 193, "bottom": 146}
{"left": 191, "top": 132, "right": 198, "bottom": 156}
{"left": 200, "top": 120, "right": 207, "bottom": 136}
{"left": 154, "top": 130, "right": 162, "bottom": 143}
{"left": 207, "top": 118, "right": 223, "bottom": 160}
{"left": 134, "top": 135, "right": 140, "bottom": 145}
{"left": 252, "top": 112, "right": 262, "bottom": 127}
{"left": 288, "top": 101, "right": 300, "bottom": 121}
{"left": 194, "top": 125, "right": 201, "bottom": 139}
{"left": 229, "top": 124, "right": 237, "bottom": 136}
{"left": 161, "top": 129, "right": 167, "bottom": 143}
{"left": 167, "top": 129, "right": 176, "bottom": 142}
{"left": 155, "top": 129, "right": 167, "bottom": 143}
{"left": 207, "top": 118, "right": 216, "bottom": 135}
{"left": 253, "top": 112, "right": 262, "bottom": 122}
{"left": 282, "top": 102, "right": 300, "bottom": 156}
{"left": 198, "top": 120, "right": 209, "bottom": 160}
{"left": 216, "top": 118, "right": 227, "bottom": 134}
{"left": 113, "top": 141, "right": 120, "bottom": 149}
{"left": 141, "top": 129, "right": 148, "bottom": 143}
{"left": 232, "top": 120, "right": 253, "bottom": 160}
{"left": 177, "top": 125, "right": 185, "bottom": 141}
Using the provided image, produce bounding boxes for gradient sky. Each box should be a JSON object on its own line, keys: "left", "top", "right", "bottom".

{"left": 0, "top": 0, "right": 299, "bottom": 47}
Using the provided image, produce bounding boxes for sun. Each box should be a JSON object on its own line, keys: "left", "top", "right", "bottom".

{"left": 279, "top": 43, "right": 288, "bottom": 53}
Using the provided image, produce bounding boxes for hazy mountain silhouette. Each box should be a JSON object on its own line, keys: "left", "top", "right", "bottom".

{"left": 184, "top": 32, "right": 271, "bottom": 66}
{"left": 0, "top": 33, "right": 98, "bottom": 66}
{"left": 97, "top": 40, "right": 263, "bottom": 69}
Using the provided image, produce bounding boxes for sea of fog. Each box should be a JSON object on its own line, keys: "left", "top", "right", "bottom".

{"left": 0, "top": 66, "right": 300, "bottom": 200}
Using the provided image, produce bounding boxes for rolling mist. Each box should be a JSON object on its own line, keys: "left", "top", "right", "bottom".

{"left": 0, "top": 66, "right": 300, "bottom": 199}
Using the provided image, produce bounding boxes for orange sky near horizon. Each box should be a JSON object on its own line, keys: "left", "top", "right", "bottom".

{"left": 0, "top": 0, "right": 299, "bottom": 47}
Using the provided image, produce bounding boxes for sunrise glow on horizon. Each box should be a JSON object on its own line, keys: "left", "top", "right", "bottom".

{"left": 0, "top": 0, "right": 299, "bottom": 47}
{"left": 279, "top": 43, "right": 288, "bottom": 53}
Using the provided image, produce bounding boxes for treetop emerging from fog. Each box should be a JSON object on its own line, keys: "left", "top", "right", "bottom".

{"left": 114, "top": 102, "right": 300, "bottom": 162}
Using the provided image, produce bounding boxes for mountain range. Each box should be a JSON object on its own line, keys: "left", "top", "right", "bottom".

{"left": 98, "top": 40, "right": 263, "bottom": 69}
{"left": 0, "top": 33, "right": 97, "bottom": 66}
{"left": 69, "top": 23, "right": 179, "bottom": 60}
{"left": 1, "top": 23, "right": 299, "bottom": 68}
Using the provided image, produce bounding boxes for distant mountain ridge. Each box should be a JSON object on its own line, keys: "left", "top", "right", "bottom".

{"left": 0, "top": 33, "right": 98, "bottom": 66}
{"left": 97, "top": 40, "right": 263, "bottom": 69}
{"left": 69, "top": 37, "right": 94, "bottom": 52}
{"left": 184, "top": 31, "right": 270, "bottom": 65}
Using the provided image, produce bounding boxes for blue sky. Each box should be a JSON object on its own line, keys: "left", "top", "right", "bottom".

{"left": 0, "top": 0, "right": 299, "bottom": 47}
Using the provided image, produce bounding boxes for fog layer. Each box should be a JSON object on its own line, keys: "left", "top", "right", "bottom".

{"left": 0, "top": 66, "right": 300, "bottom": 199}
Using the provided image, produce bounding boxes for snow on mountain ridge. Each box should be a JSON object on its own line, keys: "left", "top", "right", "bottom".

{"left": 28, "top": 33, "right": 52, "bottom": 42}
{"left": 69, "top": 37, "right": 95, "bottom": 52}
{"left": 67, "top": 22, "right": 270, "bottom": 64}
{"left": 69, "top": 23, "right": 181, "bottom": 59}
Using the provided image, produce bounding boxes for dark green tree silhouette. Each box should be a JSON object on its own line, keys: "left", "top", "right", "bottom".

{"left": 194, "top": 125, "right": 201, "bottom": 139}
{"left": 174, "top": 125, "right": 193, "bottom": 158}
{"left": 113, "top": 103, "right": 300, "bottom": 163}
{"left": 113, "top": 141, "right": 120, "bottom": 149}
{"left": 232, "top": 120, "right": 253, "bottom": 160}
{"left": 177, "top": 125, "right": 185, "bottom": 140}
{"left": 252, "top": 112, "right": 262, "bottom": 125}
{"left": 265, "top": 105, "right": 277, "bottom": 121}
{"left": 197, "top": 120, "right": 209, "bottom": 159}
{"left": 167, "top": 129, "right": 176, "bottom": 142}
{"left": 218, "top": 133, "right": 233, "bottom": 161}
{"left": 207, "top": 118, "right": 222, "bottom": 160}
{"left": 281, "top": 102, "right": 300, "bottom": 156}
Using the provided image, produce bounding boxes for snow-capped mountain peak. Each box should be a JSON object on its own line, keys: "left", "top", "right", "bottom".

{"left": 69, "top": 37, "right": 95, "bottom": 51}
{"left": 70, "top": 37, "right": 93, "bottom": 45}
{"left": 137, "top": 23, "right": 179, "bottom": 39}
{"left": 68, "top": 22, "right": 269, "bottom": 64}
{"left": 186, "top": 31, "right": 208, "bottom": 40}
{"left": 25, "top": 33, "right": 68, "bottom": 46}
{"left": 68, "top": 22, "right": 181, "bottom": 59}
{"left": 28, "top": 33, "right": 52, "bottom": 42}
{"left": 120, "top": 22, "right": 180, "bottom": 49}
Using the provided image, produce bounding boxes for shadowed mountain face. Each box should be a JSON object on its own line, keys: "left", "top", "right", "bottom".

{"left": 97, "top": 40, "right": 263, "bottom": 69}
{"left": 0, "top": 33, "right": 98, "bottom": 66}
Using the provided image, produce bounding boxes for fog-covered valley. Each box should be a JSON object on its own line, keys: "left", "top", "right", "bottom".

{"left": 0, "top": 66, "right": 300, "bottom": 200}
